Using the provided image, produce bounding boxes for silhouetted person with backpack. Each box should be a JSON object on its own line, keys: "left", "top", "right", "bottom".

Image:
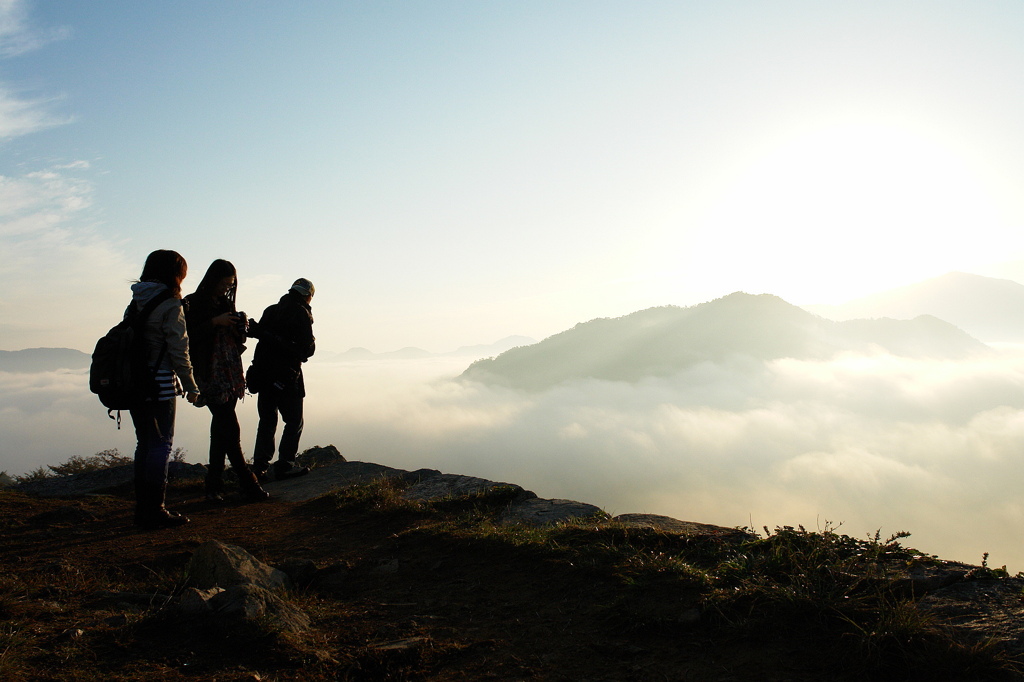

{"left": 247, "top": 278, "right": 315, "bottom": 481}
{"left": 129, "top": 249, "right": 200, "bottom": 529}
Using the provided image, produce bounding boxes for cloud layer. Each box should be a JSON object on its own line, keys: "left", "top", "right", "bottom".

{"left": 4, "top": 349, "right": 1024, "bottom": 571}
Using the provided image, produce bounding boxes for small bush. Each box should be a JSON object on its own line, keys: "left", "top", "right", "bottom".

{"left": 48, "top": 449, "right": 132, "bottom": 476}
{"left": 14, "top": 466, "right": 53, "bottom": 483}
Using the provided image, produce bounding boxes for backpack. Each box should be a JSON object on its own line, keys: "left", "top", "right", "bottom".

{"left": 89, "top": 290, "right": 171, "bottom": 427}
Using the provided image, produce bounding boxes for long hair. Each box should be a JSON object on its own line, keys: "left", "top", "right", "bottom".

{"left": 139, "top": 249, "right": 188, "bottom": 298}
{"left": 191, "top": 259, "right": 238, "bottom": 308}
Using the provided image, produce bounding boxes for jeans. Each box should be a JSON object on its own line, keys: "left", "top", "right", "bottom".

{"left": 253, "top": 384, "right": 304, "bottom": 472}
{"left": 131, "top": 398, "right": 175, "bottom": 488}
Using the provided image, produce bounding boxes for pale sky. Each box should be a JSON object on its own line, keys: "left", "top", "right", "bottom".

{"left": 3, "top": 0, "right": 1024, "bottom": 353}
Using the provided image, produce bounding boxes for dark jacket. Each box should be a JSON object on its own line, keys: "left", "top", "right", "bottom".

{"left": 250, "top": 291, "right": 315, "bottom": 394}
{"left": 182, "top": 293, "right": 238, "bottom": 383}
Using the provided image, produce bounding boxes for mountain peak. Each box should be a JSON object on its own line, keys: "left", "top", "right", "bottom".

{"left": 461, "top": 294, "right": 984, "bottom": 389}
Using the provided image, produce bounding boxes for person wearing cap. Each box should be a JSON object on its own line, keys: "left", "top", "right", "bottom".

{"left": 246, "top": 278, "right": 316, "bottom": 481}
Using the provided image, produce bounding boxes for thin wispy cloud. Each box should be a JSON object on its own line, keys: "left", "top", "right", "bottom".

{"left": 0, "top": 85, "right": 68, "bottom": 139}
{"left": 0, "top": 1, "right": 69, "bottom": 138}
{"left": 0, "top": 0, "right": 68, "bottom": 58}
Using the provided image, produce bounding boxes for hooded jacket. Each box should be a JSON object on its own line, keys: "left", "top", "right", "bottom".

{"left": 130, "top": 281, "right": 199, "bottom": 394}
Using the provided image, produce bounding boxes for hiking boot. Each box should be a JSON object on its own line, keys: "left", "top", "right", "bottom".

{"left": 253, "top": 468, "right": 270, "bottom": 484}
{"left": 274, "top": 464, "right": 310, "bottom": 480}
{"left": 205, "top": 492, "right": 225, "bottom": 504}
{"left": 237, "top": 470, "right": 271, "bottom": 502}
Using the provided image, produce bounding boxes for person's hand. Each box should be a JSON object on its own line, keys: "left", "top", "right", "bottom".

{"left": 212, "top": 312, "right": 236, "bottom": 327}
{"left": 186, "top": 390, "right": 200, "bottom": 404}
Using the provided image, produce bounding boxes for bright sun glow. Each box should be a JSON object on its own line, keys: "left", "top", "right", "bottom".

{"left": 681, "top": 122, "right": 1018, "bottom": 304}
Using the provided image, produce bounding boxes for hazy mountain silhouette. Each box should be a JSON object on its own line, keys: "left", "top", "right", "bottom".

{"left": 460, "top": 292, "right": 987, "bottom": 389}
{"left": 0, "top": 347, "right": 90, "bottom": 373}
{"left": 804, "top": 272, "right": 1024, "bottom": 342}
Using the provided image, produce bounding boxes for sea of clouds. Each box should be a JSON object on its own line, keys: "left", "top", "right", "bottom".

{"left": 3, "top": 347, "right": 1024, "bottom": 572}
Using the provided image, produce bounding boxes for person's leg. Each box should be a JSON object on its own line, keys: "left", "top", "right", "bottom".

{"left": 211, "top": 397, "right": 270, "bottom": 500}
{"left": 274, "top": 387, "right": 305, "bottom": 475}
{"left": 205, "top": 401, "right": 229, "bottom": 499}
{"left": 130, "top": 399, "right": 187, "bottom": 528}
{"left": 253, "top": 390, "right": 280, "bottom": 475}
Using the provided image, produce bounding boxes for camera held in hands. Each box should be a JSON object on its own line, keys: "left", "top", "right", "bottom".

{"left": 235, "top": 311, "right": 248, "bottom": 335}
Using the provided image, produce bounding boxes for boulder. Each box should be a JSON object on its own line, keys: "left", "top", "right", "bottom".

{"left": 267, "top": 460, "right": 436, "bottom": 502}
{"left": 296, "top": 444, "right": 346, "bottom": 468}
{"left": 185, "top": 540, "right": 292, "bottom": 592}
{"left": 177, "top": 587, "right": 224, "bottom": 614}
{"left": 403, "top": 473, "right": 532, "bottom": 502}
{"left": 208, "top": 584, "right": 311, "bottom": 633}
{"left": 499, "top": 498, "right": 606, "bottom": 526}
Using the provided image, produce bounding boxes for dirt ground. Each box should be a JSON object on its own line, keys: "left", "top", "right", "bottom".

{"left": 0, "top": 487, "right": 1010, "bottom": 681}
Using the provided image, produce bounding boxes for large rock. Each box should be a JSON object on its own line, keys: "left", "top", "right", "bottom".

{"left": 266, "top": 460, "right": 441, "bottom": 502}
{"left": 174, "top": 584, "right": 310, "bottom": 633}
{"left": 185, "top": 540, "right": 292, "bottom": 592}
{"left": 403, "top": 473, "right": 532, "bottom": 502}
{"left": 177, "top": 587, "right": 224, "bottom": 614}
{"left": 209, "top": 584, "right": 310, "bottom": 633}
{"left": 499, "top": 497, "right": 606, "bottom": 526}
{"left": 296, "top": 444, "right": 346, "bottom": 468}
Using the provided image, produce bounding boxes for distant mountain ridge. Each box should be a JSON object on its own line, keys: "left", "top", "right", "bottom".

{"left": 314, "top": 336, "right": 537, "bottom": 362}
{"left": 460, "top": 292, "right": 987, "bottom": 389}
{"left": 0, "top": 348, "right": 90, "bottom": 373}
{"left": 804, "top": 272, "right": 1024, "bottom": 342}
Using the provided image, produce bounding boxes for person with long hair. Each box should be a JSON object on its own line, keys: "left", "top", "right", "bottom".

{"left": 130, "top": 249, "right": 200, "bottom": 529}
{"left": 184, "top": 259, "right": 269, "bottom": 503}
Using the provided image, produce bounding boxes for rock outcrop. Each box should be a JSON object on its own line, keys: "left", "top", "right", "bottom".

{"left": 178, "top": 540, "right": 309, "bottom": 634}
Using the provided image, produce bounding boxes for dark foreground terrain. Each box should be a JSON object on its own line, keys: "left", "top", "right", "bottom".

{"left": 1, "top": 473, "right": 1022, "bottom": 681}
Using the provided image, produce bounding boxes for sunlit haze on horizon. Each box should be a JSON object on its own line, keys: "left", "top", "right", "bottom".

{"left": 5, "top": 2, "right": 1024, "bottom": 571}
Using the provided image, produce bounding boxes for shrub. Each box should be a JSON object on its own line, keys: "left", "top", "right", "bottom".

{"left": 48, "top": 449, "right": 132, "bottom": 476}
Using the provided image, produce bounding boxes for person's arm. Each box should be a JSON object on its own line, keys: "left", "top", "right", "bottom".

{"left": 162, "top": 301, "right": 200, "bottom": 395}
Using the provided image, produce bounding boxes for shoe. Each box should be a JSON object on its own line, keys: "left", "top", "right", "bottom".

{"left": 205, "top": 492, "right": 225, "bottom": 504}
{"left": 238, "top": 470, "right": 271, "bottom": 502}
{"left": 253, "top": 468, "right": 270, "bottom": 484}
{"left": 274, "top": 465, "right": 310, "bottom": 480}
